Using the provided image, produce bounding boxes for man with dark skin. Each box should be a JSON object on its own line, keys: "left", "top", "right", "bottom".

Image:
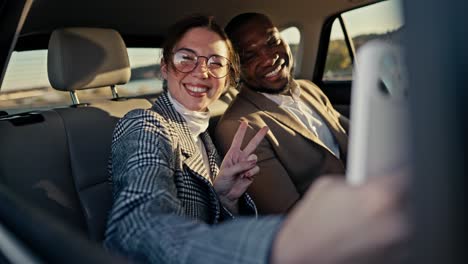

{"left": 215, "top": 13, "right": 349, "bottom": 213}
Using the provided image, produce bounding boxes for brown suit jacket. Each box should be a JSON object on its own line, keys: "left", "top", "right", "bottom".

{"left": 214, "top": 79, "right": 349, "bottom": 214}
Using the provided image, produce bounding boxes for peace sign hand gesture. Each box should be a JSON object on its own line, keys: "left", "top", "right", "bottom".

{"left": 214, "top": 121, "right": 269, "bottom": 214}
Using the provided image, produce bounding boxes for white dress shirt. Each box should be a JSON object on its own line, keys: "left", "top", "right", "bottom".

{"left": 262, "top": 85, "right": 341, "bottom": 158}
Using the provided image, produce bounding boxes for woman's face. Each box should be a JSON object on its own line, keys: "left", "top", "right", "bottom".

{"left": 162, "top": 27, "right": 230, "bottom": 112}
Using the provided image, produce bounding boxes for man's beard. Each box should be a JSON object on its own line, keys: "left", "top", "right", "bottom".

{"left": 243, "top": 66, "right": 294, "bottom": 95}
{"left": 251, "top": 81, "right": 289, "bottom": 94}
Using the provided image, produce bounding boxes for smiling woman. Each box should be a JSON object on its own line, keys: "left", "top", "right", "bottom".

{"left": 104, "top": 15, "right": 275, "bottom": 263}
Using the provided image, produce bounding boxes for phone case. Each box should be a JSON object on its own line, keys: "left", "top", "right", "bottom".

{"left": 346, "top": 41, "right": 410, "bottom": 185}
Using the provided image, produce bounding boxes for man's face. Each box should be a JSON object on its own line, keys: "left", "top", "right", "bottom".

{"left": 233, "top": 18, "right": 293, "bottom": 94}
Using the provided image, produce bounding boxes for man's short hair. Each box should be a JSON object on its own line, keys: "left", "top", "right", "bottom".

{"left": 225, "top": 12, "right": 271, "bottom": 44}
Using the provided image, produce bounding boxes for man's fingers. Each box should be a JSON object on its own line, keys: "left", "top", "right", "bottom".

{"left": 242, "top": 126, "right": 269, "bottom": 156}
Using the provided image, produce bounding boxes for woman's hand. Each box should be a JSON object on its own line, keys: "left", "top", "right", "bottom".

{"left": 214, "top": 121, "right": 269, "bottom": 213}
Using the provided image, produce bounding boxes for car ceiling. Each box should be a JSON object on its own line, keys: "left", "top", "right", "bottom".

{"left": 22, "top": 0, "right": 377, "bottom": 37}
{"left": 13, "top": 0, "right": 378, "bottom": 79}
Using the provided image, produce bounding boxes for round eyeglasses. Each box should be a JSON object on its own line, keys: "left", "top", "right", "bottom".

{"left": 172, "top": 49, "right": 231, "bottom": 78}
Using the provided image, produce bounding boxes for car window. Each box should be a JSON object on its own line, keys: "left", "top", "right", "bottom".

{"left": 280, "top": 26, "right": 301, "bottom": 69}
{"left": 323, "top": 20, "right": 352, "bottom": 81}
{"left": 0, "top": 48, "right": 163, "bottom": 111}
{"left": 322, "top": 0, "right": 404, "bottom": 81}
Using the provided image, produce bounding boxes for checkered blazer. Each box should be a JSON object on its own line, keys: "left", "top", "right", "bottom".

{"left": 104, "top": 92, "right": 282, "bottom": 264}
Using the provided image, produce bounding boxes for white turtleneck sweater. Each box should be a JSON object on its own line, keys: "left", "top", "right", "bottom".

{"left": 167, "top": 92, "right": 213, "bottom": 182}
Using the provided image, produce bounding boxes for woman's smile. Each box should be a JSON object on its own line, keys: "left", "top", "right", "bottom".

{"left": 183, "top": 82, "right": 210, "bottom": 97}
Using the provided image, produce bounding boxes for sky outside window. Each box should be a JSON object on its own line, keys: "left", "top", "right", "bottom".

{"left": 331, "top": 0, "right": 404, "bottom": 40}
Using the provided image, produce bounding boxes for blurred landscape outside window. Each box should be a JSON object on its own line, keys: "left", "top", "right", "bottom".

{"left": 280, "top": 26, "right": 301, "bottom": 70}
{"left": 0, "top": 48, "right": 162, "bottom": 111}
{"left": 323, "top": 0, "right": 404, "bottom": 81}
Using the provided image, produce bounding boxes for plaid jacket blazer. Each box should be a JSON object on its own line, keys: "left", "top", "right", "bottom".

{"left": 104, "top": 92, "right": 282, "bottom": 264}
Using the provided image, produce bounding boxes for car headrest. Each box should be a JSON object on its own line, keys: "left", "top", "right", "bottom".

{"left": 48, "top": 27, "right": 131, "bottom": 92}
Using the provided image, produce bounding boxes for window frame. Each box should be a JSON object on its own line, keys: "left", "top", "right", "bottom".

{"left": 314, "top": 14, "right": 356, "bottom": 84}
{"left": 314, "top": 1, "right": 397, "bottom": 85}
{"left": 279, "top": 24, "right": 303, "bottom": 75}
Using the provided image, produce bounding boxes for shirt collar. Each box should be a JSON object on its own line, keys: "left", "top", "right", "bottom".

{"left": 261, "top": 80, "right": 302, "bottom": 106}
{"left": 167, "top": 92, "right": 210, "bottom": 140}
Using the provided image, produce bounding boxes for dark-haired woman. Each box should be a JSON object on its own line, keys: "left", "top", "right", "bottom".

{"left": 104, "top": 15, "right": 278, "bottom": 263}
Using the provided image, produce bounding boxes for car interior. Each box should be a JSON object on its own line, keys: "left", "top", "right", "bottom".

{"left": 1, "top": 0, "right": 463, "bottom": 263}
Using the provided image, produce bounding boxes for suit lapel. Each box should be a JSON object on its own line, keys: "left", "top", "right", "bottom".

{"left": 153, "top": 93, "right": 212, "bottom": 183}
{"left": 152, "top": 92, "right": 222, "bottom": 222}
{"left": 239, "top": 83, "right": 331, "bottom": 151}
{"left": 200, "top": 131, "right": 221, "bottom": 178}
{"left": 183, "top": 152, "right": 211, "bottom": 183}
{"left": 299, "top": 82, "right": 348, "bottom": 159}
{"left": 174, "top": 126, "right": 211, "bottom": 185}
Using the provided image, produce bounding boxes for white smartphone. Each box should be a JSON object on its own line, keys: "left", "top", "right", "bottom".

{"left": 346, "top": 41, "right": 410, "bottom": 185}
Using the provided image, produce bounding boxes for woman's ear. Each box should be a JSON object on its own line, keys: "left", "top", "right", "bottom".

{"left": 161, "top": 58, "right": 168, "bottom": 79}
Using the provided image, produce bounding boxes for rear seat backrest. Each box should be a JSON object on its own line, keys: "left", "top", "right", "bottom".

{"left": 0, "top": 111, "right": 88, "bottom": 233}
{"left": 207, "top": 85, "right": 239, "bottom": 138}
{"left": 47, "top": 27, "right": 153, "bottom": 241}
{"left": 0, "top": 28, "right": 153, "bottom": 243}
{"left": 53, "top": 101, "right": 152, "bottom": 241}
